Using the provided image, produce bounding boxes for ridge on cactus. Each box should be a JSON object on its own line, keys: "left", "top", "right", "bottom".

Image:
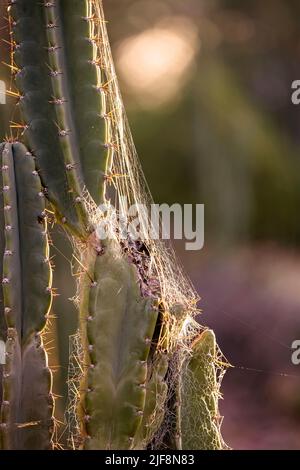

{"left": 0, "top": 0, "right": 229, "bottom": 450}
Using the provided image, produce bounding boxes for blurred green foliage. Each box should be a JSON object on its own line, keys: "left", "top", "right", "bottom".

{"left": 105, "top": 0, "right": 300, "bottom": 247}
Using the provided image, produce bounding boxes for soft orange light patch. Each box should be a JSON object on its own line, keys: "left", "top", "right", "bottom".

{"left": 116, "top": 17, "right": 199, "bottom": 108}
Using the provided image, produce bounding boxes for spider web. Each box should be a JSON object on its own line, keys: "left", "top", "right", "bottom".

{"left": 65, "top": 0, "right": 227, "bottom": 450}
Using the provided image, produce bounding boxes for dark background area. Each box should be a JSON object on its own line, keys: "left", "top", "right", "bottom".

{"left": 1, "top": 0, "right": 300, "bottom": 449}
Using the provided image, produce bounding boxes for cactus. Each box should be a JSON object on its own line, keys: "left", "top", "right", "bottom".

{"left": 9, "top": 0, "right": 109, "bottom": 237}
{"left": 181, "top": 330, "right": 223, "bottom": 450}
{"left": 0, "top": 0, "right": 227, "bottom": 451}
{"left": 0, "top": 142, "right": 54, "bottom": 450}
{"left": 78, "top": 239, "right": 164, "bottom": 449}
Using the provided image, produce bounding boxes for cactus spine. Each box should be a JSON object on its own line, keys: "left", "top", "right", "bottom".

{"left": 0, "top": 0, "right": 227, "bottom": 451}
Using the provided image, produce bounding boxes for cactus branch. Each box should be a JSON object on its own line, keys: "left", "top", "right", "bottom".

{"left": 181, "top": 330, "right": 223, "bottom": 450}
{"left": 78, "top": 239, "right": 161, "bottom": 449}
{"left": 0, "top": 142, "right": 54, "bottom": 450}
{"left": 9, "top": 0, "right": 111, "bottom": 238}
{"left": 9, "top": 1, "right": 88, "bottom": 237}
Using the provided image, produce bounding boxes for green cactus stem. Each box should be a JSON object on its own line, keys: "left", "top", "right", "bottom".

{"left": 9, "top": 0, "right": 110, "bottom": 237}
{"left": 0, "top": 143, "right": 6, "bottom": 417}
{"left": 78, "top": 237, "right": 166, "bottom": 450}
{"left": 181, "top": 329, "right": 223, "bottom": 450}
{"left": 0, "top": 142, "right": 54, "bottom": 450}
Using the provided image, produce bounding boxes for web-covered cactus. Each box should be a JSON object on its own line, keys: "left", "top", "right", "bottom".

{"left": 181, "top": 330, "right": 224, "bottom": 450}
{"left": 0, "top": 0, "right": 228, "bottom": 451}
{"left": 0, "top": 142, "right": 54, "bottom": 450}
{"left": 78, "top": 238, "right": 170, "bottom": 450}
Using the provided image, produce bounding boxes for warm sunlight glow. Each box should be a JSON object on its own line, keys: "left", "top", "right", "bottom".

{"left": 116, "top": 17, "right": 199, "bottom": 108}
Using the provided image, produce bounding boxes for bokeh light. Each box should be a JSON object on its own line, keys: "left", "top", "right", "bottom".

{"left": 116, "top": 17, "right": 199, "bottom": 108}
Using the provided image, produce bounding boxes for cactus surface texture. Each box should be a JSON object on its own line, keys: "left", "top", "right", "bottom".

{"left": 0, "top": 0, "right": 227, "bottom": 450}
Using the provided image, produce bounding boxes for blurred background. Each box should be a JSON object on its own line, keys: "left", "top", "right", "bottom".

{"left": 1, "top": 0, "right": 300, "bottom": 449}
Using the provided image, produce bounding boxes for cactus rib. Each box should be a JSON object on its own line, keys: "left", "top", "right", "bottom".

{"left": 0, "top": 142, "right": 6, "bottom": 416}
{"left": 133, "top": 353, "right": 169, "bottom": 449}
{"left": 43, "top": 1, "right": 89, "bottom": 230}
{"left": 58, "top": 0, "right": 110, "bottom": 204}
{"left": 0, "top": 142, "right": 6, "bottom": 343}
